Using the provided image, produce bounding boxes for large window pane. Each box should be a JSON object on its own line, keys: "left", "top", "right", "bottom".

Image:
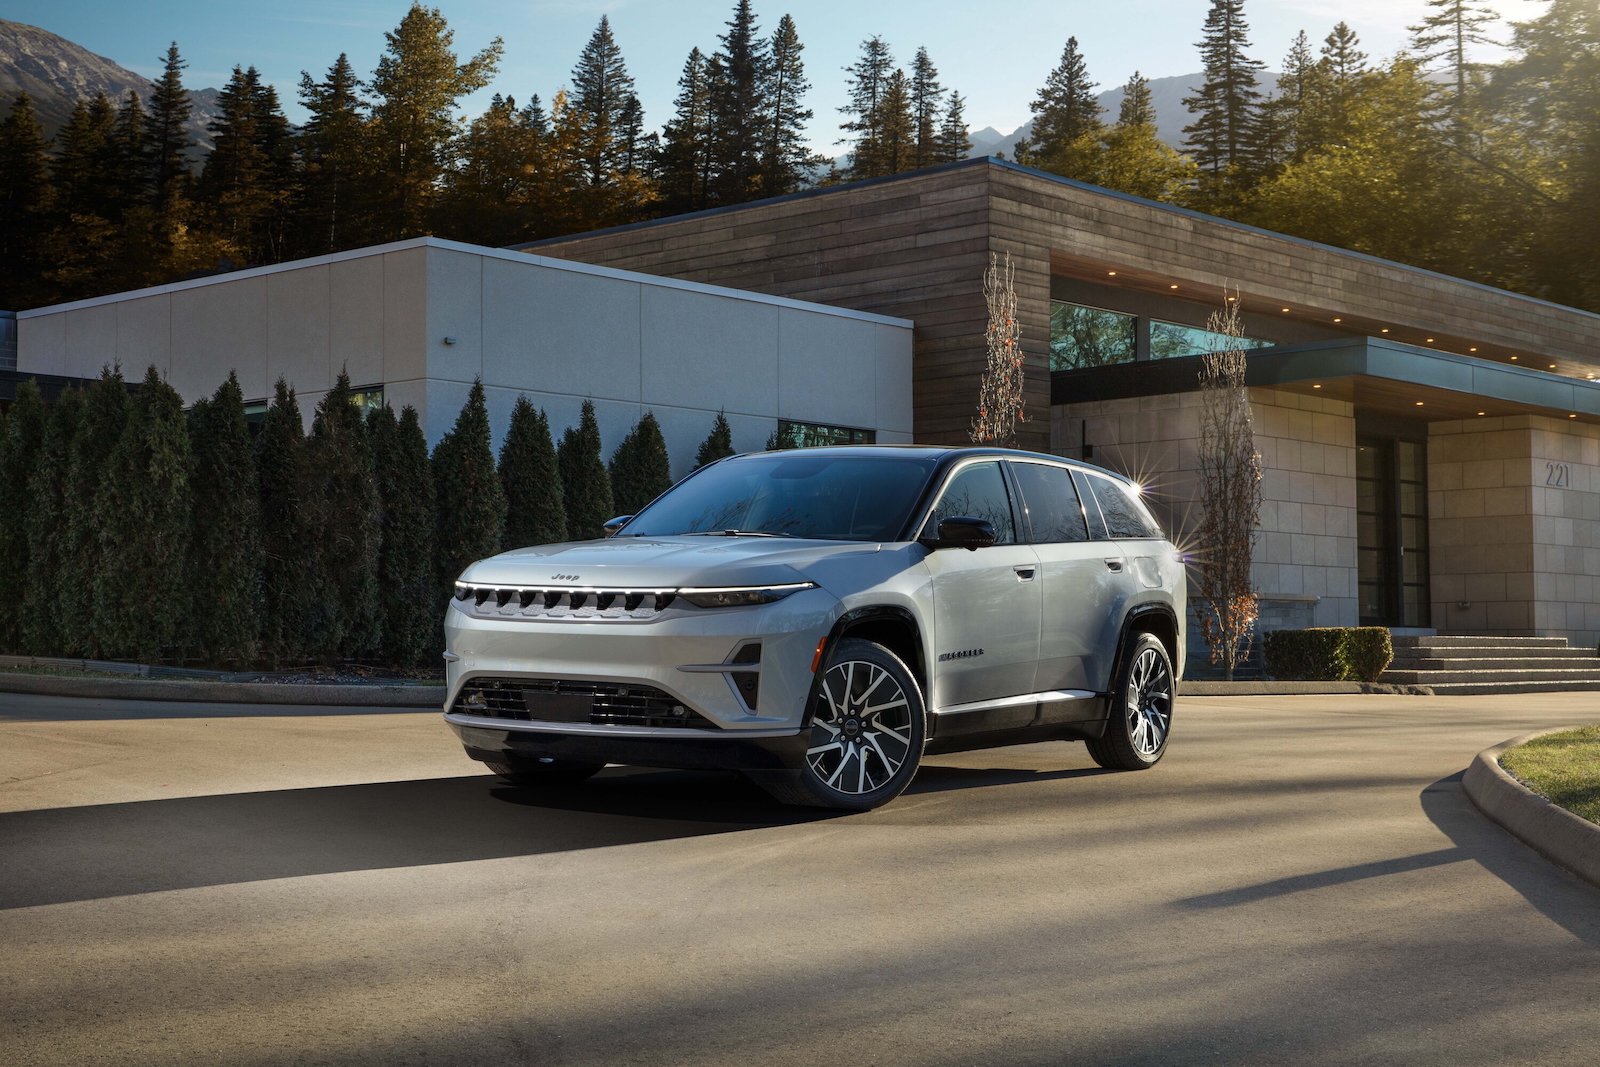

{"left": 771, "top": 420, "right": 875, "bottom": 449}
{"left": 1149, "top": 320, "right": 1272, "bottom": 360}
{"left": 1050, "top": 300, "right": 1136, "bottom": 370}
{"left": 1010, "top": 461, "right": 1088, "bottom": 543}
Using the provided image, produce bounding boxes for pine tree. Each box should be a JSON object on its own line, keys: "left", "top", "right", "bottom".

{"left": 1183, "top": 0, "right": 1267, "bottom": 201}
{"left": 0, "top": 93, "right": 51, "bottom": 310}
{"left": 0, "top": 379, "right": 48, "bottom": 651}
{"left": 657, "top": 48, "right": 715, "bottom": 213}
{"left": 443, "top": 93, "right": 535, "bottom": 244}
{"left": 187, "top": 372, "right": 262, "bottom": 666}
{"left": 1017, "top": 37, "right": 1102, "bottom": 162}
{"left": 936, "top": 92, "right": 972, "bottom": 162}
{"left": 57, "top": 366, "right": 128, "bottom": 657}
{"left": 297, "top": 54, "right": 370, "bottom": 254}
{"left": 1257, "top": 31, "right": 1314, "bottom": 169}
{"left": 110, "top": 90, "right": 151, "bottom": 215}
{"left": 200, "top": 66, "right": 294, "bottom": 265}
{"left": 499, "top": 395, "right": 567, "bottom": 549}
{"left": 43, "top": 94, "right": 120, "bottom": 301}
{"left": 570, "top": 15, "right": 637, "bottom": 188}
{"left": 370, "top": 404, "right": 438, "bottom": 668}
{"left": 433, "top": 379, "right": 507, "bottom": 594}
{"left": 695, "top": 409, "right": 736, "bottom": 469}
{"left": 876, "top": 69, "right": 917, "bottom": 175}
{"left": 840, "top": 37, "right": 895, "bottom": 178}
{"left": 257, "top": 378, "right": 313, "bottom": 664}
{"left": 143, "top": 42, "right": 193, "bottom": 217}
{"left": 303, "top": 372, "right": 381, "bottom": 661}
{"left": 1411, "top": 0, "right": 1500, "bottom": 116}
{"left": 608, "top": 412, "right": 672, "bottom": 516}
{"left": 92, "top": 367, "right": 194, "bottom": 663}
{"left": 1119, "top": 72, "right": 1156, "bottom": 128}
{"left": 368, "top": 2, "right": 503, "bottom": 238}
{"left": 759, "top": 15, "right": 817, "bottom": 196}
{"left": 909, "top": 47, "right": 945, "bottom": 169}
{"left": 706, "top": 0, "right": 770, "bottom": 204}
{"left": 20, "top": 386, "right": 81, "bottom": 656}
{"left": 1300, "top": 22, "right": 1371, "bottom": 153}
{"left": 557, "top": 399, "right": 615, "bottom": 540}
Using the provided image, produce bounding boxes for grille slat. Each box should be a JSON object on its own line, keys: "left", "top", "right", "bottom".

{"left": 456, "top": 585, "right": 679, "bottom": 622}
{"left": 453, "top": 678, "right": 716, "bottom": 729}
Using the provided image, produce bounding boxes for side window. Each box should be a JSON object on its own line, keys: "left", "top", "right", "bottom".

{"left": 1087, "top": 474, "right": 1163, "bottom": 539}
{"left": 1009, "top": 462, "right": 1089, "bottom": 543}
{"left": 925, "top": 461, "right": 1016, "bottom": 544}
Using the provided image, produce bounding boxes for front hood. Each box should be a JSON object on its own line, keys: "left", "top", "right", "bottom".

{"left": 459, "top": 535, "right": 885, "bottom": 590}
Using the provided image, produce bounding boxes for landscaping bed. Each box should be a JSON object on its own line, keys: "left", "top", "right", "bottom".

{"left": 1499, "top": 725, "right": 1600, "bottom": 825}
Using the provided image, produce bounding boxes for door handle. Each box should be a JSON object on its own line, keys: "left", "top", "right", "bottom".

{"left": 1013, "top": 565, "right": 1037, "bottom": 581}
{"left": 1104, "top": 558, "right": 1124, "bottom": 572}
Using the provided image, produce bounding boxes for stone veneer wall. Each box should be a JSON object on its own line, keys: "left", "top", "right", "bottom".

{"left": 1429, "top": 414, "right": 1600, "bottom": 647}
{"left": 1051, "top": 387, "right": 1360, "bottom": 641}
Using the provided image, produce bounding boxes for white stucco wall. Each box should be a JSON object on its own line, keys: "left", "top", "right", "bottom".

{"left": 17, "top": 238, "right": 914, "bottom": 479}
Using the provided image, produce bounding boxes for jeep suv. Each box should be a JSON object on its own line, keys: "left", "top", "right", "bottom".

{"left": 443, "top": 446, "right": 1184, "bottom": 810}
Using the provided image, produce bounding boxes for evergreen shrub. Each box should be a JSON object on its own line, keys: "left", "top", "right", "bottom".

{"left": 1263, "top": 627, "right": 1393, "bottom": 682}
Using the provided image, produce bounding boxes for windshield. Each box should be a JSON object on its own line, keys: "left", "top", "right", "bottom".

{"left": 621, "top": 453, "right": 937, "bottom": 541}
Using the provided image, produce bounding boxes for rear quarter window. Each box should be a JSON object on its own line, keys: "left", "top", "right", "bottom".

{"left": 1086, "top": 474, "right": 1163, "bottom": 539}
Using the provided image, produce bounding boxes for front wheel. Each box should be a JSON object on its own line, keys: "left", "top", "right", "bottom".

{"left": 1086, "top": 632, "right": 1174, "bottom": 770}
{"left": 484, "top": 756, "right": 605, "bottom": 787}
{"left": 757, "top": 638, "right": 926, "bottom": 811}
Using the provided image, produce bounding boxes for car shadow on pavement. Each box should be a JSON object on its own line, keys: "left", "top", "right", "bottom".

{"left": 0, "top": 769, "right": 833, "bottom": 911}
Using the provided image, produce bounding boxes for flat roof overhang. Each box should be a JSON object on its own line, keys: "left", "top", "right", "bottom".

{"left": 1050, "top": 337, "right": 1600, "bottom": 425}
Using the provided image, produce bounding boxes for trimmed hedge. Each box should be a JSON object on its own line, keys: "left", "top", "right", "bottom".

{"left": 1263, "top": 627, "right": 1394, "bottom": 682}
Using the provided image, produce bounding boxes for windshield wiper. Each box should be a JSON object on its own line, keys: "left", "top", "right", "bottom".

{"left": 678, "top": 529, "right": 788, "bottom": 538}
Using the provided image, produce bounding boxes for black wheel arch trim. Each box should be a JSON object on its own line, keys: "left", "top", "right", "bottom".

{"left": 1102, "top": 604, "right": 1181, "bottom": 698}
{"left": 800, "top": 606, "right": 927, "bottom": 729}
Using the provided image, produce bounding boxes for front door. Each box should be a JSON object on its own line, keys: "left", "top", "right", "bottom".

{"left": 919, "top": 459, "right": 1042, "bottom": 721}
{"left": 1357, "top": 436, "right": 1430, "bottom": 627}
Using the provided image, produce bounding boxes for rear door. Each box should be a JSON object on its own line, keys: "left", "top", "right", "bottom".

{"left": 1010, "top": 461, "right": 1127, "bottom": 718}
{"left": 918, "top": 459, "right": 1042, "bottom": 722}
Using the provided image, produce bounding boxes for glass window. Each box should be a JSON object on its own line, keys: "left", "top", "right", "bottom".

{"left": 1086, "top": 474, "right": 1163, "bottom": 539}
{"left": 623, "top": 453, "right": 935, "bottom": 541}
{"left": 769, "top": 420, "right": 875, "bottom": 450}
{"left": 349, "top": 386, "right": 386, "bottom": 418}
{"left": 1149, "top": 320, "right": 1273, "bottom": 360}
{"left": 925, "top": 461, "right": 1016, "bottom": 544}
{"left": 1010, "top": 462, "right": 1089, "bottom": 543}
{"left": 1050, "top": 300, "right": 1136, "bottom": 370}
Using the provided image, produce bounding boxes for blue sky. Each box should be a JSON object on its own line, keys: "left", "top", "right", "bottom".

{"left": 9, "top": 1, "right": 1525, "bottom": 148}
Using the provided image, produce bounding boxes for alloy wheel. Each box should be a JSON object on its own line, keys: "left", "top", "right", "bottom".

{"left": 806, "top": 659, "right": 914, "bottom": 795}
{"left": 1125, "top": 645, "right": 1173, "bottom": 758}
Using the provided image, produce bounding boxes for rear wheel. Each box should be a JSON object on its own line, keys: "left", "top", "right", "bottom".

{"left": 757, "top": 638, "right": 926, "bottom": 811}
{"left": 484, "top": 756, "right": 605, "bottom": 787}
{"left": 1087, "top": 632, "right": 1174, "bottom": 770}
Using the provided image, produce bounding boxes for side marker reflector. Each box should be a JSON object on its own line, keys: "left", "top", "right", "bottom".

{"left": 810, "top": 636, "right": 828, "bottom": 674}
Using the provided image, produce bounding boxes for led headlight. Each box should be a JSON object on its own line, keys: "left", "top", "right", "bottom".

{"left": 676, "top": 582, "right": 816, "bottom": 609}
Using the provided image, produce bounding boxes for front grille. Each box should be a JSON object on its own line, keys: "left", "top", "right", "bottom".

{"left": 455, "top": 585, "right": 678, "bottom": 621}
{"left": 452, "top": 678, "right": 716, "bottom": 729}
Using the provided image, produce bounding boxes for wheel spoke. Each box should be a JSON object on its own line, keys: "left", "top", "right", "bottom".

{"left": 858, "top": 668, "right": 889, "bottom": 705}
{"left": 864, "top": 697, "right": 907, "bottom": 715}
{"left": 808, "top": 740, "right": 843, "bottom": 757}
{"left": 866, "top": 734, "right": 900, "bottom": 776}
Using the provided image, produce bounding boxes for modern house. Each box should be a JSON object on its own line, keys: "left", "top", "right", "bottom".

{"left": 10, "top": 155, "right": 1600, "bottom": 654}
{"left": 525, "top": 157, "right": 1600, "bottom": 649}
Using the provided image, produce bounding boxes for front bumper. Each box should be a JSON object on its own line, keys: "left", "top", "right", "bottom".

{"left": 442, "top": 587, "right": 837, "bottom": 768}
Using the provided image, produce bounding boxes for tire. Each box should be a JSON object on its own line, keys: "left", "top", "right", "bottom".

{"left": 757, "top": 637, "right": 926, "bottom": 812}
{"left": 484, "top": 756, "right": 605, "bottom": 787}
{"left": 1087, "top": 632, "right": 1174, "bottom": 771}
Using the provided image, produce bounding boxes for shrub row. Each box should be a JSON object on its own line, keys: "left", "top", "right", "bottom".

{"left": 0, "top": 368, "right": 739, "bottom": 670}
{"left": 1262, "top": 627, "right": 1394, "bottom": 682}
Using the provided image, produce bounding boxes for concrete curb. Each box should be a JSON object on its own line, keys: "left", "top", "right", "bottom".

{"left": 1182, "top": 681, "right": 1428, "bottom": 696}
{"left": 0, "top": 672, "right": 443, "bottom": 708}
{"left": 1463, "top": 729, "right": 1600, "bottom": 890}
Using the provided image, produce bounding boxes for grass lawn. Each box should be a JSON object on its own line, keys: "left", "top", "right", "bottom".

{"left": 1500, "top": 725, "right": 1600, "bottom": 826}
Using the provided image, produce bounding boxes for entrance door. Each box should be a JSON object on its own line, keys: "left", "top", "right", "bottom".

{"left": 1356, "top": 437, "right": 1430, "bottom": 627}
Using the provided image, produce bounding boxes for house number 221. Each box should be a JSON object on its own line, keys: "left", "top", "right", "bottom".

{"left": 1546, "top": 462, "right": 1570, "bottom": 488}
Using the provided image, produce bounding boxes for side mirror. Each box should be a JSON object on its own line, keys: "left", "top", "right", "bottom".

{"left": 602, "top": 515, "right": 633, "bottom": 537}
{"left": 922, "top": 516, "right": 997, "bottom": 551}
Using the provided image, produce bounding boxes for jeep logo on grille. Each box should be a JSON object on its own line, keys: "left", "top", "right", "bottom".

{"left": 550, "top": 573, "right": 581, "bottom": 582}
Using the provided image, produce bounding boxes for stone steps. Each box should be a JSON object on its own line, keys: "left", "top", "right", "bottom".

{"left": 1380, "top": 633, "right": 1600, "bottom": 694}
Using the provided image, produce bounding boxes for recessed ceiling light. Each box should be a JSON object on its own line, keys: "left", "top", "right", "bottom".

{"left": 1549, "top": 364, "right": 1557, "bottom": 370}
{"left": 1333, "top": 317, "right": 1342, "bottom": 323}
{"left": 1312, "top": 384, "right": 1322, "bottom": 389}
{"left": 1226, "top": 296, "right": 1237, "bottom": 302}
{"left": 1570, "top": 413, "right": 1578, "bottom": 419}
{"left": 1107, "top": 270, "right": 1118, "bottom": 276}
{"left": 1510, "top": 355, "right": 1518, "bottom": 361}
{"left": 1281, "top": 307, "right": 1291, "bottom": 313}
{"left": 1469, "top": 347, "right": 1478, "bottom": 352}
{"left": 1415, "top": 401, "right": 1425, "bottom": 407}
{"left": 1477, "top": 411, "right": 1486, "bottom": 416}
{"left": 1426, "top": 338, "right": 1435, "bottom": 343}
{"left": 1381, "top": 328, "right": 1389, "bottom": 333}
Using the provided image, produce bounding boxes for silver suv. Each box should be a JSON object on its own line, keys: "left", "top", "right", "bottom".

{"left": 444, "top": 446, "right": 1185, "bottom": 811}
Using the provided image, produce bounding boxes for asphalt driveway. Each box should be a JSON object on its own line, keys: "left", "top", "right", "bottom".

{"left": 1, "top": 691, "right": 1597, "bottom": 1066}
